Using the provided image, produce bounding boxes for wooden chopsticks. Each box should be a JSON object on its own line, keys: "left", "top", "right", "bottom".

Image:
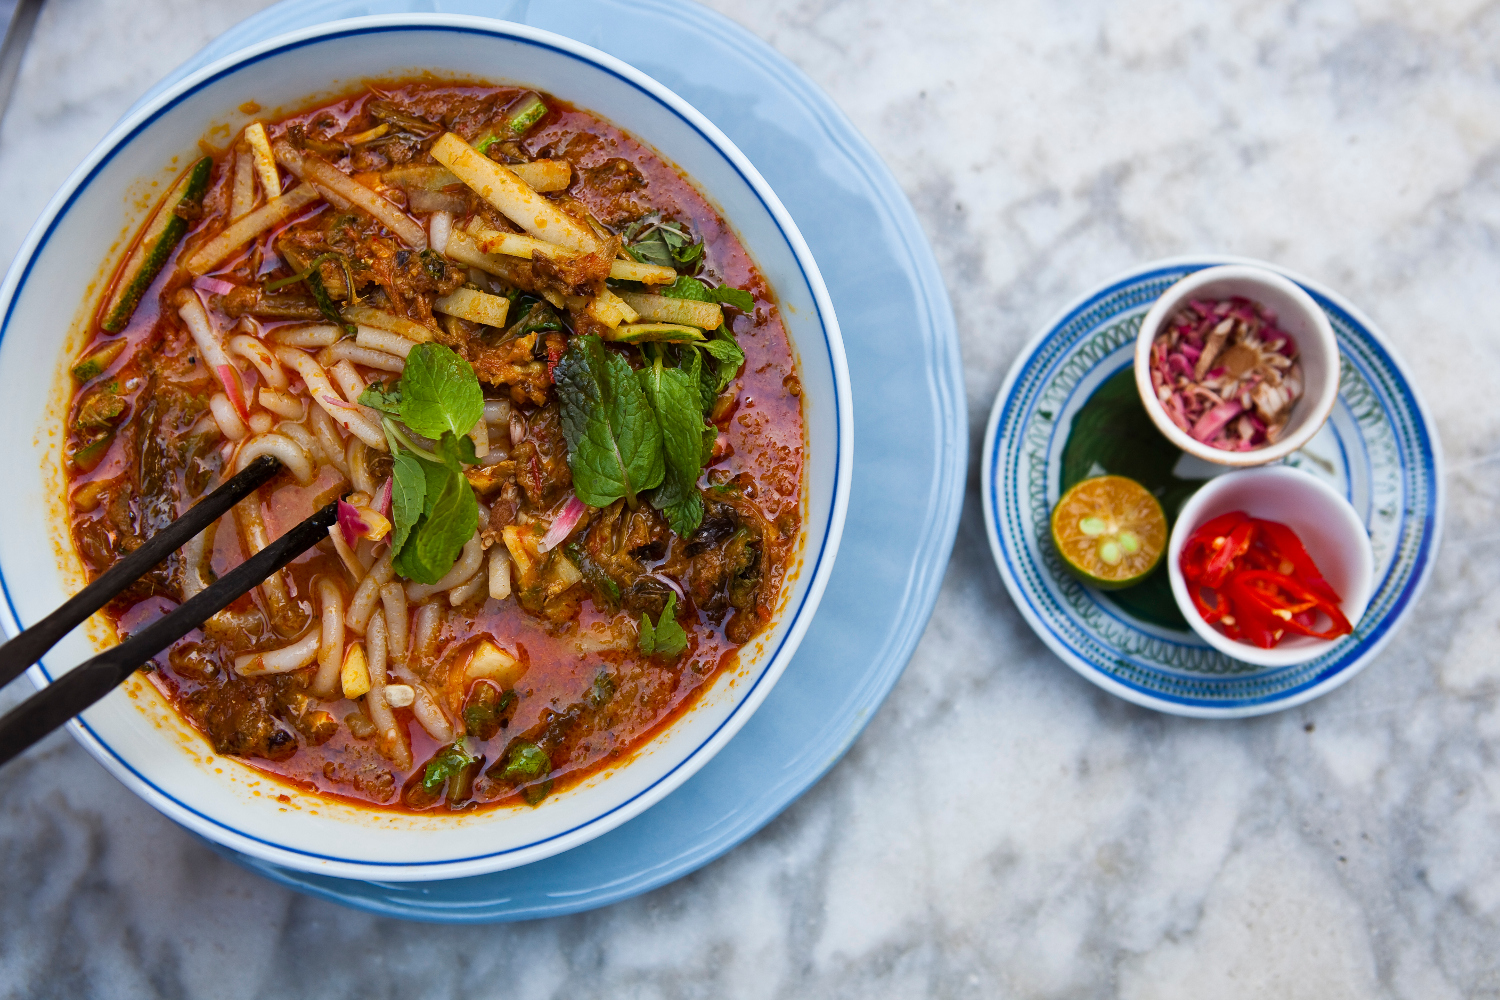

{"left": 0, "top": 456, "right": 340, "bottom": 767}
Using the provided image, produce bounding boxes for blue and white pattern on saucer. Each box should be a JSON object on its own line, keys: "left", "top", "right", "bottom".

{"left": 982, "top": 257, "right": 1442, "bottom": 718}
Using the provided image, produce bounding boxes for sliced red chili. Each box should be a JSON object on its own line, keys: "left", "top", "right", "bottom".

{"left": 1251, "top": 519, "right": 1341, "bottom": 604}
{"left": 1179, "top": 511, "right": 1250, "bottom": 583}
{"left": 1194, "top": 511, "right": 1250, "bottom": 539}
{"left": 1189, "top": 582, "right": 1227, "bottom": 624}
{"left": 1220, "top": 574, "right": 1287, "bottom": 648}
{"left": 1179, "top": 511, "right": 1351, "bottom": 650}
{"left": 1232, "top": 569, "right": 1352, "bottom": 641}
{"left": 1200, "top": 520, "right": 1256, "bottom": 587}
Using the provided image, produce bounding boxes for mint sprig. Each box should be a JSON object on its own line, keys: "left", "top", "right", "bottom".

{"left": 659, "top": 275, "right": 754, "bottom": 314}
{"left": 638, "top": 350, "right": 709, "bottom": 537}
{"left": 621, "top": 213, "right": 703, "bottom": 270}
{"left": 397, "top": 343, "right": 484, "bottom": 439}
{"left": 554, "top": 336, "right": 665, "bottom": 509}
{"left": 637, "top": 591, "right": 688, "bottom": 657}
{"left": 358, "top": 343, "right": 483, "bottom": 584}
{"left": 658, "top": 276, "right": 747, "bottom": 398}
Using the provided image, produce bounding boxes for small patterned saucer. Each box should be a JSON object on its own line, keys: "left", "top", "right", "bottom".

{"left": 982, "top": 256, "right": 1442, "bottom": 717}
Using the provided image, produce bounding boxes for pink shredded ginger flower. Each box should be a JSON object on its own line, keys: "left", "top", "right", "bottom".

{"left": 1149, "top": 296, "right": 1303, "bottom": 451}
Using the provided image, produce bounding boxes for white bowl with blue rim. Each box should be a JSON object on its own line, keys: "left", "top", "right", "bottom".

{"left": 1133, "top": 264, "right": 1341, "bottom": 468}
{"left": 982, "top": 256, "right": 1442, "bottom": 719}
{"left": 0, "top": 15, "right": 852, "bottom": 880}
{"left": 1166, "top": 466, "right": 1376, "bottom": 668}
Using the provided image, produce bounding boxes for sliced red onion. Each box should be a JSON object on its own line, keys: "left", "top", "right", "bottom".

{"left": 216, "top": 364, "right": 250, "bottom": 422}
{"left": 373, "top": 477, "right": 393, "bottom": 519}
{"left": 649, "top": 572, "right": 685, "bottom": 601}
{"left": 337, "top": 499, "right": 363, "bottom": 547}
{"left": 1152, "top": 295, "right": 1301, "bottom": 451}
{"left": 194, "top": 276, "right": 237, "bottom": 297}
{"left": 537, "top": 495, "right": 585, "bottom": 553}
{"left": 1163, "top": 393, "right": 1191, "bottom": 431}
{"left": 1190, "top": 400, "right": 1244, "bottom": 442}
{"left": 337, "top": 499, "right": 366, "bottom": 548}
{"left": 337, "top": 499, "right": 392, "bottom": 547}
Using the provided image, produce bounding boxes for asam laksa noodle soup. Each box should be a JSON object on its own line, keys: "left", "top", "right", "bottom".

{"left": 61, "top": 82, "right": 805, "bottom": 813}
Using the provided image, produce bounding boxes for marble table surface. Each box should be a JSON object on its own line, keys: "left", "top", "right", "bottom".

{"left": 2, "top": 0, "right": 1497, "bottom": 996}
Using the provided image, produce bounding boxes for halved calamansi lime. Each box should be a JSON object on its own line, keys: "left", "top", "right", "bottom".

{"left": 1050, "top": 475, "right": 1167, "bottom": 589}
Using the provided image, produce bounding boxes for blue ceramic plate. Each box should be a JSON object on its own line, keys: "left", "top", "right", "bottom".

{"left": 982, "top": 256, "right": 1442, "bottom": 718}
{"left": 131, "top": 0, "right": 964, "bottom": 919}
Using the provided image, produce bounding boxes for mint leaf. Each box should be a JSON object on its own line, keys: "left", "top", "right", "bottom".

{"left": 638, "top": 592, "right": 687, "bottom": 657}
{"left": 358, "top": 382, "right": 403, "bottom": 417}
{"left": 500, "top": 741, "right": 550, "bottom": 783}
{"left": 305, "top": 268, "right": 355, "bottom": 335}
{"left": 436, "top": 430, "right": 478, "bottom": 471}
{"left": 566, "top": 541, "right": 622, "bottom": 608}
{"left": 389, "top": 450, "right": 426, "bottom": 552}
{"left": 660, "top": 276, "right": 715, "bottom": 302}
{"left": 660, "top": 276, "right": 753, "bottom": 314}
{"left": 684, "top": 345, "right": 714, "bottom": 413}
{"left": 619, "top": 213, "right": 656, "bottom": 243}
{"left": 510, "top": 300, "right": 563, "bottom": 337}
{"left": 700, "top": 422, "right": 718, "bottom": 467}
{"left": 657, "top": 222, "right": 690, "bottom": 249}
{"left": 673, "top": 241, "right": 705, "bottom": 265}
{"left": 498, "top": 740, "right": 553, "bottom": 806}
{"left": 639, "top": 357, "right": 707, "bottom": 537}
{"left": 699, "top": 336, "right": 743, "bottom": 367}
{"left": 625, "top": 231, "right": 673, "bottom": 269}
{"left": 422, "top": 742, "right": 477, "bottom": 795}
{"left": 417, "top": 454, "right": 455, "bottom": 515}
{"left": 393, "top": 460, "right": 478, "bottom": 584}
{"left": 652, "top": 596, "right": 689, "bottom": 656}
{"left": 637, "top": 607, "right": 655, "bottom": 654}
{"left": 661, "top": 493, "right": 703, "bottom": 538}
{"left": 712, "top": 286, "right": 754, "bottom": 314}
{"left": 703, "top": 327, "right": 745, "bottom": 394}
{"left": 554, "top": 336, "right": 664, "bottom": 508}
{"left": 399, "top": 343, "right": 484, "bottom": 440}
{"left": 380, "top": 347, "right": 485, "bottom": 585}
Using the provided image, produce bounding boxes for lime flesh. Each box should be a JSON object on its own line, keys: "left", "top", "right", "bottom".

{"left": 1050, "top": 475, "right": 1167, "bottom": 589}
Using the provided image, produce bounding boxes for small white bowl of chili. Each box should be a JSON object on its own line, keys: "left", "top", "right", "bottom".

{"left": 1167, "top": 466, "right": 1374, "bottom": 668}
{"left": 1134, "top": 264, "right": 1339, "bottom": 467}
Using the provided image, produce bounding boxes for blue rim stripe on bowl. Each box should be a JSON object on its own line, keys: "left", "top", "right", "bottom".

{"left": 982, "top": 257, "right": 1442, "bottom": 717}
{"left": 0, "top": 18, "right": 848, "bottom": 869}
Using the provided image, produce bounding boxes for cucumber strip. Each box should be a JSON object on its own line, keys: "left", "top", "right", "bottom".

{"left": 70, "top": 339, "right": 127, "bottom": 382}
{"left": 101, "top": 157, "right": 213, "bottom": 332}
{"left": 604, "top": 323, "right": 706, "bottom": 345}
{"left": 70, "top": 432, "right": 115, "bottom": 473}
{"left": 505, "top": 93, "right": 548, "bottom": 135}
